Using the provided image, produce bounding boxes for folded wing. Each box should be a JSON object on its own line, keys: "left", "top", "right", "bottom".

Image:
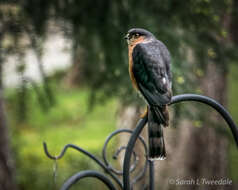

{"left": 132, "top": 41, "right": 172, "bottom": 107}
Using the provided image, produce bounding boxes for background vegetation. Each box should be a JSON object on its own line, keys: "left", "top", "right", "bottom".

{"left": 7, "top": 83, "right": 118, "bottom": 189}
{"left": 0, "top": 0, "right": 238, "bottom": 189}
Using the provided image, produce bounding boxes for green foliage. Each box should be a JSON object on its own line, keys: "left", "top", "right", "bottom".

{"left": 6, "top": 87, "right": 117, "bottom": 190}
{"left": 228, "top": 64, "right": 238, "bottom": 181}
{"left": 228, "top": 64, "right": 238, "bottom": 123}
{"left": 2, "top": 0, "right": 238, "bottom": 104}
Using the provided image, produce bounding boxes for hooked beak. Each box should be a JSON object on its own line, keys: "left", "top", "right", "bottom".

{"left": 124, "top": 33, "right": 129, "bottom": 40}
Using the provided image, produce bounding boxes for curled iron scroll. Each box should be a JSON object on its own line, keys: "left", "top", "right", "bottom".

{"left": 43, "top": 143, "right": 122, "bottom": 189}
{"left": 43, "top": 128, "right": 149, "bottom": 189}
{"left": 102, "top": 129, "right": 148, "bottom": 176}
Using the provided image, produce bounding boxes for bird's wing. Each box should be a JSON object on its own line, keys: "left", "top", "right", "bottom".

{"left": 132, "top": 41, "right": 172, "bottom": 106}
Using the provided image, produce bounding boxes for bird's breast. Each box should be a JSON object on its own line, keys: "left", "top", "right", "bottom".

{"left": 127, "top": 37, "right": 147, "bottom": 90}
{"left": 128, "top": 46, "right": 139, "bottom": 90}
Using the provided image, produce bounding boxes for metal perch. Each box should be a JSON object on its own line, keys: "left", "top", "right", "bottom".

{"left": 43, "top": 94, "right": 238, "bottom": 190}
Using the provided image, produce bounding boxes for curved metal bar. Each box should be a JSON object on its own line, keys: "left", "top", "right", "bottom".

{"left": 123, "top": 94, "right": 238, "bottom": 190}
{"left": 43, "top": 142, "right": 123, "bottom": 188}
{"left": 112, "top": 146, "right": 138, "bottom": 174}
{"left": 102, "top": 129, "right": 148, "bottom": 176}
{"left": 171, "top": 94, "right": 238, "bottom": 146}
{"left": 148, "top": 160, "right": 155, "bottom": 190}
{"left": 123, "top": 117, "right": 148, "bottom": 190}
{"left": 60, "top": 170, "right": 117, "bottom": 190}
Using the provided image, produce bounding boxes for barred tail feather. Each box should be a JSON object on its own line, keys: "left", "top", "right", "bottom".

{"left": 148, "top": 106, "right": 167, "bottom": 160}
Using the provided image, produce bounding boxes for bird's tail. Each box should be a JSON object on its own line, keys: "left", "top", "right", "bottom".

{"left": 148, "top": 106, "right": 169, "bottom": 160}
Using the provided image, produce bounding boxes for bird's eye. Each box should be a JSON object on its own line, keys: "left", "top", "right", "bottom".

{"left": 135, "top": 33, "right": 139, "bottom": 37}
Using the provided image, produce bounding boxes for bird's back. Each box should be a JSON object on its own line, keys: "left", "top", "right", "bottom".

{"left": 135, "top": 40, "right": 170, "bottom": 69}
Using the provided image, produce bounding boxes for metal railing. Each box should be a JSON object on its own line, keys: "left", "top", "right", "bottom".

{"left": 43, "top": 94, "right": 238, "bottom": 190}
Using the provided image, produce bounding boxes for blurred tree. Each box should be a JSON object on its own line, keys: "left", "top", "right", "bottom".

{"left": 0, "top": 4, "right": 18, "bottom": 190}
{"left": 22, "top": 0, "right": 56, "bottom": 107}
{"left": 0, "top": 89, "right": 18, "bottom": 190}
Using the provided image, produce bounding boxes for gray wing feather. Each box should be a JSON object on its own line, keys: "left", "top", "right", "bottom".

{"left": 132, "top": 40, "right": 172, "bottom": 106}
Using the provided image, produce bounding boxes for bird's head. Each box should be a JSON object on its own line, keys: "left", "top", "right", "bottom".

{"left": 124, "top": 28, "right": 155, "bottom": 46}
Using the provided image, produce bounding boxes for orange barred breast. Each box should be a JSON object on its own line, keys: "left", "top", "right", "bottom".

{"left": 128, "top": 36, "right": 145, "bottom": 90}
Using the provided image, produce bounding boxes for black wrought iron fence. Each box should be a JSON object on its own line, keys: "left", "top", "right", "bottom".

{"left": 43, "top": 94, "right": 238, "bottom": 190}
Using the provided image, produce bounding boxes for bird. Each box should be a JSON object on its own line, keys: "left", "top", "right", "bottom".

{"left": 125, "top": 28, "right": 172, "bottom": 160}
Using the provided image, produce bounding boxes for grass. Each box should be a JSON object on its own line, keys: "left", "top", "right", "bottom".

{"left": 5, "top": 86, "right": 118, "bottom": 190}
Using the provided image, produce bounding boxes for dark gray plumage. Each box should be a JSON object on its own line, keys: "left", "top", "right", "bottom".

{"left": 132, "top": 40, "right": 172, "bottom": 106}
{"left": 126, "top": 28, "right": 172, "bottom": 160}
